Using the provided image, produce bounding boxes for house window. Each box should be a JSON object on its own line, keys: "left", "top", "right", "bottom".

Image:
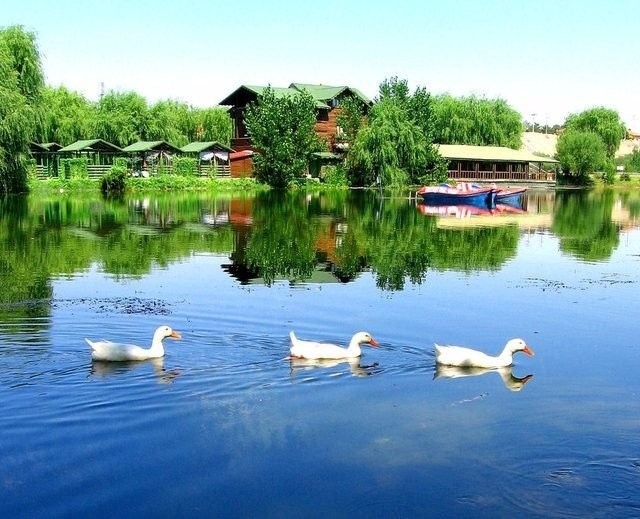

{"left": 316, "top": 109, "right": 329, "bottom": 122}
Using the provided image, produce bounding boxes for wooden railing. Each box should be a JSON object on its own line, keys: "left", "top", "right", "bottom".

{"left": 449, "top": 169, "right": 556, "bottom": 182}
{"left": 36, "top": 163, "right": 232, "bottom": 180}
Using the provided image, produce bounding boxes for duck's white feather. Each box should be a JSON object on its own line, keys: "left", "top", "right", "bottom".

{"left": 289, "top": 331, "right": 379, "bottom": 360}
{"left": 86, "top": 325, "right": 181, "bottom": 362}
{"left": 434, "top": 338, "right": 533, "bottom": 368}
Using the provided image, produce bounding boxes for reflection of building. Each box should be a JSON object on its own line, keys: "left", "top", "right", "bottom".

{"left": 437, "top": 144, "right": 558, "bottom": 183}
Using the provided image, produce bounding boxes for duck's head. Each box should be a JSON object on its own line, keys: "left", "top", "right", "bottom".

{"left": 506, "top": 338, "right": 534, "bottom": 356}
{"left": 354, "top": 332, "right": 379, "bottom": 348}
{"left": 155, "top": 325, "right": 182, "bottom": 341}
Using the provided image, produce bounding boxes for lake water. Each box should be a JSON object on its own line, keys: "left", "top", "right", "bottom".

{"left": 1, "top": 188, "right": 640, "bottom": 518}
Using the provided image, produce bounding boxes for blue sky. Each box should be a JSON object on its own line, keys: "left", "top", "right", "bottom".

{"left": 3, "top": 0, "right": 639, "bottom": 129}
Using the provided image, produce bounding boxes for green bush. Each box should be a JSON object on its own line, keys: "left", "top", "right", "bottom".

{"left": 602, "top": 159, "right": 616, "bottom": 185}
{"left": 59, "top": 157, "right": 89, "bottom": 180}
{"left": 101, "top": 164, "right": 128, "bottom": 194}
{"left": 173, "top": 156, "right": 198, "bottom": 177}
{"left": 321, "top": 165, "right": 349, "bottom": 186}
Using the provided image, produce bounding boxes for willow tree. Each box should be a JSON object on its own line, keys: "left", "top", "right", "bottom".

{"left": 556, "top": 130, "right": 606, "bottom": 185}
{"left": 564, "top": 107, "right": 626, "bottom": 159}
{"left": 0, "top": 25, "right": 44, "bottom": 193}
{"left": 432, "top": 94, "right": 523, "bottom": 149}
{"left": 347, "top": 80, "right": 446, "bottom": 187}
{"left": 147, "top": 99, "right": 194, "bottom": 147}
{"left": 93, "top": 91, "right": 150, "bottom": 147}
{"left": 37, "top": 86, "right": 96, "bottom": 145}
{"left": 192, "top": 107, "right": 233, "bottom": 146}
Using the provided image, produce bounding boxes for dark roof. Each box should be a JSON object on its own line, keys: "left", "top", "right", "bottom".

{"left": 121, "top": 141, "right": 182, "bottom": 153}
{"left": 181, "top": 141, "right": 234, "bottom": 153}
{"left": 29, "top": 142, "right": 48, "bottom": 152}
{"left": 40, "top": 142, "right": 63, "bottom": 151}
{"left": 58, "top": 139, "right": 123, "bottom": 153}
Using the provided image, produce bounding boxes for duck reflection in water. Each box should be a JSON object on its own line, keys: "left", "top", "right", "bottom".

{"left": 289, "top": 357, "right": 380, "bottom": 379}
{"left": 434, "top": 364, "right": 533, "bottom": 392}
{"left": 90, "top": 357, "right": 181, "bottom": 384}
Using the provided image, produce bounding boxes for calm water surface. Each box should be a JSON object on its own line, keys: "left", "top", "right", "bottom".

{"left": 1, "top": 189, "right": 640, "bottom": 518}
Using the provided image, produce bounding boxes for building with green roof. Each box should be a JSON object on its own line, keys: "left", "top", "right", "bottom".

{"left": 437, "top": 144, "right": 558, "bottom": 183}
{"left": 181, "top": 141, "right": 234, "bottom": 177}
{"left": 122, "top": 141, "right": 182, "bottom": 176}
{"left": 219, "top": 82, "right": 372, "bottom": 154}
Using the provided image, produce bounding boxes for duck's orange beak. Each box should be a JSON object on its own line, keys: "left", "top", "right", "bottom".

{"left": 369, "top": 338, "right": 380, "bottom": 348}
{"left": 170, "top": 331, "right": 182, "bottom": 339}
{"left": 523, "top": 345, "right": 534, "bottom": 356}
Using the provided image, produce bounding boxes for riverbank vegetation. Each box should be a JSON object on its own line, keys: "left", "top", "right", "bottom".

{"left": 1, "top": 24, "right": 637, "bottom": 194}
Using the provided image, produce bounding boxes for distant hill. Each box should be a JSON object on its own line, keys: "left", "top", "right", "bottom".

{"left": 520, "top": 131, "right": 639, "bottom": 158}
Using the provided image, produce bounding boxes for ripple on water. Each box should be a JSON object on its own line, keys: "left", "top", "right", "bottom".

{"left": 488, "top": 455, "right": 640, "bottom": 518}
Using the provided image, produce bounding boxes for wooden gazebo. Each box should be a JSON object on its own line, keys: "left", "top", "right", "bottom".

{"left": 437, "top": 144, "right": 558, "bottom": 183}
{"left": 122, "top": 141, "right": 182, "bottom": 176}
{"left": 180, "top": 141, "right": 234, "bottom": 177}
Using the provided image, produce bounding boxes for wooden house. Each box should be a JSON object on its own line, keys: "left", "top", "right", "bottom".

{"left": 218, "top": 83, "right": 372, "bottom": 153}
{"left": 57, "top": 139, "right": 123, "bottom": 178}
{"left": 437, "top": 144, "right": 559, "bottom": 183}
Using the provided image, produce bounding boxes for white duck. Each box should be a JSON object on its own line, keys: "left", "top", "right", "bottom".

{"left": 289, "top": 331, "right": 379, "bottom": 360}
{"left": 86, "top": 325, "right": 182, "bottom": 361}
{"left": 434, "top": 338, "right": 534, "bottom": 368}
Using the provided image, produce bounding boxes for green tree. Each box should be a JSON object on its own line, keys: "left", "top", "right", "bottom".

{"left": 335, "top": 96, "right": 366, "bottom": 144}
{"left": 147, "top": 99, "right": 194, "bottom": 147}
{"left": 36, "top": 86, "right": 95, "bottom": 144}
{"left": 192, "top": 107, "right": 233, "bottom": 146}
{"left": 0, "top": 25, "right": 43, "bottom": 193}
{"left": 347, "top": 79, "right": 446, "bottom": 187}
{"left": 556, "top": 130, "right": 606, "bottom": 185}
{"left": 565, "top": 107, "right": 626, "bottom": 159}
{"left": 245, "top": 86, "right": 321, "bottom": 188}
{"left": 93, "top": 91, "right": 150, "bottom": 147}
{"left": 432, "top": 94, "right": 523, "bottom": 148}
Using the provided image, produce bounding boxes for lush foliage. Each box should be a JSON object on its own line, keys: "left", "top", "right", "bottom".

{"left": 321, "top": 165, "right": 349, "bottom": 187}
{"left": 0, "top": 25, "right": 43, "bottom": 193}
{"left": 172, "top": 156, "right": 198, "bottom": 176}
{"left": 101, "top": 163, "right": 128, "bottom": 194}
{"left": 36, "top": 86, "right": 94, "bottom": 144}
{"left": 92, "top": 91, "right": 151, "bottom": 147}
{"left": 59, "top": 157, "right": 89, "bottom": 180}
{"left": 431, "top": 94, "right": 523, "bottom": 148}
{"left": 564, "top": 107, "right": 626, "bottom": 159}
{"left": 335, "top": 96, "right": 367, "bottom": 144}
{"left": 245, "top": 86, "right": 322, "bottom": 188}
{"left": 31, "top": 86, "right": 232, "bottom": 151}
{"left": 192, "top": 107, "right": 233, "bottom": 145}
{"left": 347, "top": 78, "right": 446, "bottom": 187}
{"left": 618, "top": 148, "right": 640, "bottom": 173}
{"left": 556, "top": 130, "right": 606, "bottom": 185}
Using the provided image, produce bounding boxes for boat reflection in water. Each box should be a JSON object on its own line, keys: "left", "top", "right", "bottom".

{"left": 90, "top": 357, "right": 181, "bottom": 384}
{"left": 288, "top": 357, "right": 380, "bottom": 379}
{"left": 434, "top": 364, "right": 533, "bottom": 392}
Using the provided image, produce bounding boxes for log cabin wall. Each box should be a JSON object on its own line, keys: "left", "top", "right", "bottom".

{"left": 314, "top": 107, "right": 342, "bottom": 148}
{"left": 230, "top": 155, "right": 253, "bottom": 177}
